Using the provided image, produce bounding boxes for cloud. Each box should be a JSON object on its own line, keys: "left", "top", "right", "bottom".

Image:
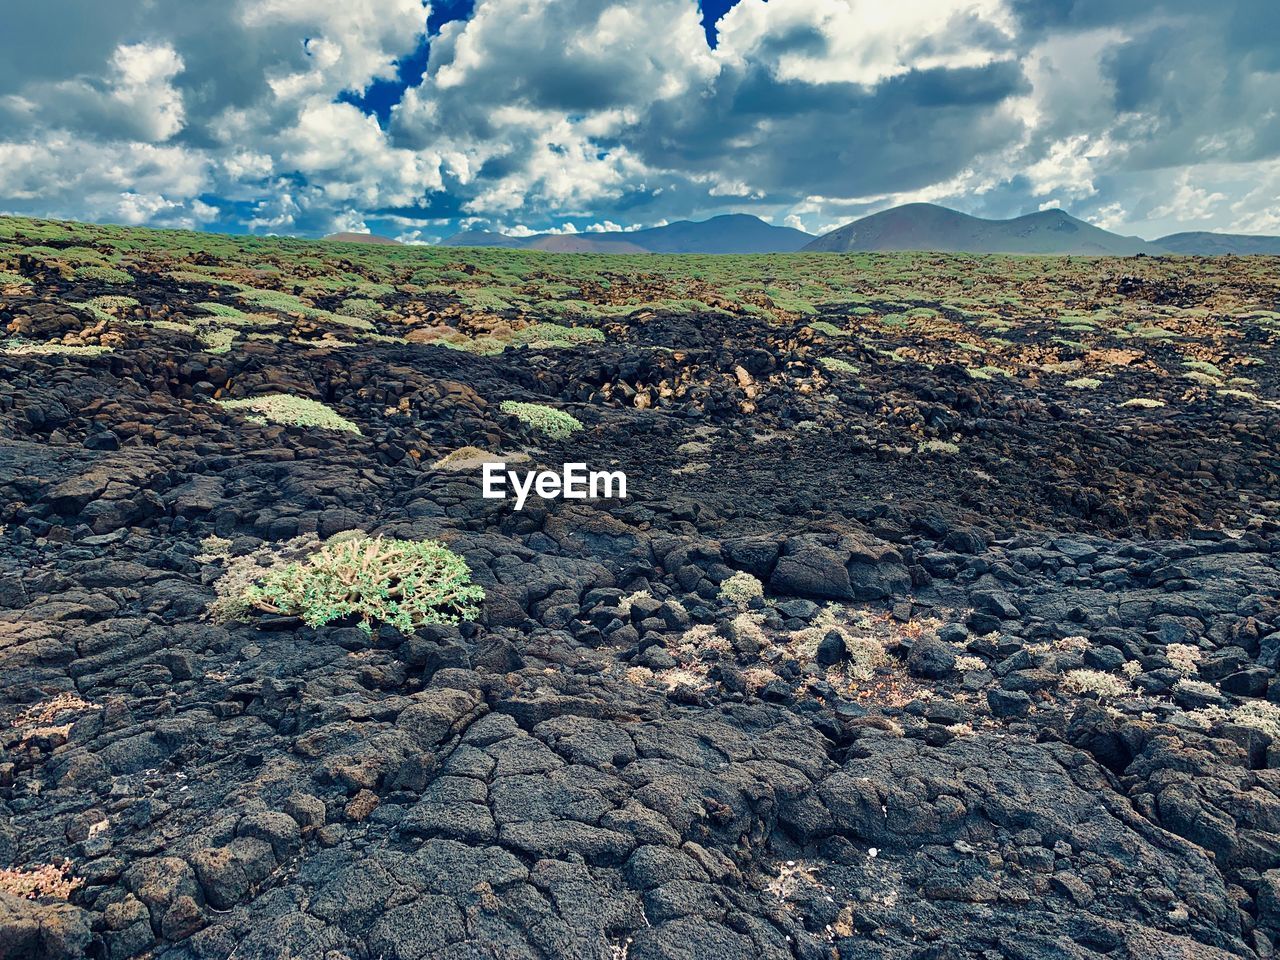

{"left": 0, "top": 0, "right": 1276, "bottom": 238}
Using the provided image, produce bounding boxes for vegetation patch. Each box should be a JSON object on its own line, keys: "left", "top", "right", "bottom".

{"left": 216, "top": 394, "right": 361, "bottom": 433}
{"left": 718, "top": 572, "right": 764, "bottom": 608}
{"left": 2, "top": 341, "right": 111, "bottom": 357}
{"left": 510, "top": 322, "right": 605, "bottom": 348}
{"left": 499, "top": 400, "right": 583, "bottom": 440}
{"left": 73, "top": 265, "right": 133, "bottom": 285}
{"left": 215, "top": 535, "right": 483, "bottom": 634}
{"left": 1062, "top": 669, "right": 1129, "bottom": 699}
{"left": 918, "top": 439, "right": 960, "bottom": 455}
{"left": 818, "top": 357, "right": 858, "bottom": 374}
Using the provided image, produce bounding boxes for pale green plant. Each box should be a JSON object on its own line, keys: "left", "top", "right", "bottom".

{"left": 499, "top": 400, "right": 582, "bottom": 439}
{"left": 3, "top": 341, "right": 110, "bottom": 357}
{"left": 216, "top": 394, "right": 361, "bottom": 433}
{"left": 818, "top": 357, "right": 858, "bottom": 374}
{"left": 718, "top": 572, "right": 764, "bottom": 608}
{"left": 217, "top": 535, "right": 483, "bottom": 634}
{"left": 918, "top": 439, "right": 960, "bottom": 455}
{"left": 1063, "top": 669, "right": 1129, "bottom": 699}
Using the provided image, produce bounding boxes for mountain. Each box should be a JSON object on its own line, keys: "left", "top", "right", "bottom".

{"left": 803, "top": 203, "right": 1160, "bottom": 255}
{"left": 323, "top": 232, "right": 402, "bottom": 245}
{"left": 438, "top": 214, "right": 812, "bottom": 254}
{"left": 437, "top": 229, "right": 525, "bottom": 248}
{"left": 1155, "top": 231, "right": 1280, "bottom": 255}
{"left": 619, "top": 214, "right": 812, "bottom": 254}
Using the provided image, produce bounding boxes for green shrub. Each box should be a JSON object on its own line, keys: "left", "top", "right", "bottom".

{"left": 510, "top": 322, "right": 605, "bottom": 348}
{"left": 719, "top": 572, "right": 764, "bottom": 608}
{"left": 1182, "top": 359, "right": 1224, "bottom": 379}
{"left": 198, "top": 302, "right": 250, "bottom": 320}
{"left": 1065, "top": 377, "right": 1102, "bottom": 389}
{"left": 2, "top": 341, "right": 110, "bottom": 357}
{"left": 200, "top": 329, "right": 235, "bottom": 355}
{"left": 1218, "top": 388, "right": 1260, "bottom": 402}
{"left": 499, "top": 400, "right": 582, "bottom": 439}
{"left": 918, "top": 439, "right": 960, "bottom": 455}
{"left": 1062, "top": 669, "right": 1128, "bottom": 699}
{"left": 0, "top": 271, "right": 31, "bottom": 287}
{"left": 58, "top": 246, "right": 111, "bottom": 266}
{"left": 338, "top": 297, "right": 385, "bottom": 321}
{"left": 237, "top": 289, "right": 314, "bottom": 313}
{"left": 236, "top": 536, "right": 483, "bottom": 634}
{"left": 73, "top": 265, "right": 133, "bottom": 285}
{"left": 89, "top": 295, "right": 138, "bottom": 311}
{"left": 216, "top": 394, "right": 361, "bottom": 433}
{"left": 818, "top": 357, "right": 858, "bottom": 374}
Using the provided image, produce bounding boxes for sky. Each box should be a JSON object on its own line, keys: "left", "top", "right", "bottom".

{"left": 0, "top": 0, "right": 1277, "bottom": 243}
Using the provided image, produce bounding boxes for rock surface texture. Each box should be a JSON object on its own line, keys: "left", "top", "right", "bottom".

{"left": 3, "top": 233, "right": 1280, "bottom": 959}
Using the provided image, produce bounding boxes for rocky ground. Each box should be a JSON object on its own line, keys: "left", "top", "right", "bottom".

{"left": 3, "top": 222, "right": 1280, "bottom": 959}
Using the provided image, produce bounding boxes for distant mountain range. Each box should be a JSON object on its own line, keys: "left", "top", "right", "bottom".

{"left": 323, "top": 232, "right": 403, "bottom": 246}
{"left": 802, "top": 203, "right": 1159, "bottom": 255}
{"left": 348, "top": 205, "right": 1280, "bottom": 256}
{"left": 1154, "top": 231, "right": 1280, "bottom": 255}
{"left": 438, "top": 214, "right": 813, "bottom": 254}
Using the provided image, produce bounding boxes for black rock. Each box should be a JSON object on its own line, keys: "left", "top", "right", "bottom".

{"left": 988, "top": 688, "right": 1032, "bottom": 719}
{"left": 908, "top": 637, "right": 957, "bottom": 679}
{"left": 815, "top": 630, "right": 847, "bottom": 666}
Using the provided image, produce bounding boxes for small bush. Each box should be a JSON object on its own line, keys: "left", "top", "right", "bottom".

{"left": 1173, "top": 678, "right": 1219, "bottom": 700}
{"left": 510, "top": 322, "right": 605, "bottom": 348}
{"left": 1228, "top": 701, "right": 1280, "bottom": 737}
{"left": 89, "top": 295, "right": 138, "bottom": 312}
{"left": 1065, "top": 377, "right": 1102, "bottom": 389}
{"left": 216, "top": 394, "right": 361, "bottom": 433}
{"left": 1062, "top": 669, "right": 1128, "bottom": 699}
{"left": 1165, "top": 643, "right": 1201, "bottom": 675}
{"left": 1119, "top": 397, "right": 1165, "bottom": 409}
{"left": 3, "top": 342, "right": 110, "bottom": 357}
{"left": 719, "top": 572, "right": 764, "bottom": 608}
{"left": 200, "top": 329, "right": 235, "bottom": 355}
{"left": 338, "top": 297, "right": 385, "bottom": 321}
{"left": 500, "top": 400, "right": 582, "bottom": 440}
{"left": 73, "top": 265, "right": 133, "bottom": 285}
{"left": 617, "top": 589, "right": 652, "bottom": 616}
{"left": 0, "top": 270, "right": 31, "bottom": 287}
{"left": 918, "top": 439, "right": 959, "bottom": 455}
{"left": 818, "top": 357, "right": 858, "bottom": 374}
{"left": 1182, "top": 359, "right": 1224, "bottom": 379}
{"left": 237, "top": 536, "right": 483, "bottom": 633}
{"left": 198, "top": 302, "right": 250, "bottom": 320}
{"left": 1218, "top": 388, "right": 1260, "bottom": 402}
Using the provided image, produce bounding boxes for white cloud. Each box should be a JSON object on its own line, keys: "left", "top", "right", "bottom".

{"left": 0, "top": 0, "right": 1276, "bottom": 238}
{"left": 109, "top": 43, "right": 187, "bottom": 141}
{"left": 717, "top": 0, "right": 1017, "bottom": 87}
{"left": 0, "top": 136, "right": 207, "bottom": 206}
{"left": 1023, "top": 134, "right": 1112, "bottom": 199}
{"left": 1148, "top": 171, "right": 1227, "bottom": 222}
